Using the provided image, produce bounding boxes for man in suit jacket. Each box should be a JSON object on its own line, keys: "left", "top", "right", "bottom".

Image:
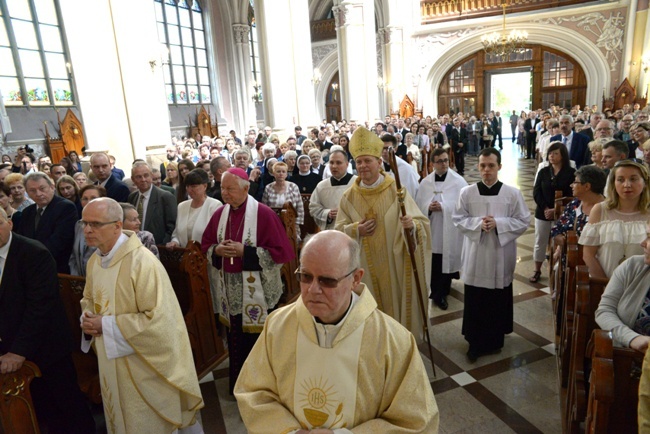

{"left": 91, "top": 152, "right": 130, "bottom": 202}
{"left": 448, "top": 117, "right": 468, "bottom": 176}
{"left": 395, "top": 119, "right": 410, "bottom": 144}
{"left": 0, "top": 209, "right": 95, "bottom": 433}
{"left": 524, "top": 111, "right": 540, "bottom": 159}
{"left": 550, "top": 114, "right": 591, "bottom": 168}
{"left": 128, "top": 162, "right": 177, "bottom": 244}
{"left": 15, "top": 172, "right": 77, "bottom": 273}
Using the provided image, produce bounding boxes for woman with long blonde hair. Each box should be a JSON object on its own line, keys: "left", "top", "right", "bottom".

{"left": 580, "top": 160, "right": 650, "bottom": 279}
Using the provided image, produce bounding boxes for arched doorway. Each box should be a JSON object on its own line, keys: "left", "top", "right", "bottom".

{"left": 325, "top": 72, "right": 341, "bottom": 123}
{"left": 437, "top": 45, "right": 587, "bottom": 114}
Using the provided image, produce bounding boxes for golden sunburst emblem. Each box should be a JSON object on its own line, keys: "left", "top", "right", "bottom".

{"left": 298, "top": 377, "right": 345, "bottom": 428}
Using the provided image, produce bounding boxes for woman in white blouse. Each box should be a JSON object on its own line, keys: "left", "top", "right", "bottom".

{"left": 404, "top": 132, "right": 421, "bottom": 173}
{"left": 166, "top": 169, "right": 222, "bottom": 249}
{"left": 580, "top": 160, "right": 649, "bottom": 279}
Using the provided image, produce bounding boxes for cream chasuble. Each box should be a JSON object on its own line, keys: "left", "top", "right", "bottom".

{"left": 234, "top": 285, "right": 439, "bottom": 433}
{"left": 81, "top": 232, "right": 203, "bottom": 433}
{"left": 335, "top": 175, "right": 431, "bottom": 337}
{"left": 294, "top": 323, "right": 363, "bottom": 430}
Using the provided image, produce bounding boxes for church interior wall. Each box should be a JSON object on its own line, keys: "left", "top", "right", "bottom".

{"left": 5, "top": 0, "right": 650, "bottom": 163}
{"left": 415, "top": 1, "right": 629, "bottom": 115}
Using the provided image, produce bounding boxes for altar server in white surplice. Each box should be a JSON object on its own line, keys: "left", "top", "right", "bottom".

{"left": 80, "top": 198, "right": 204, "bottom": 434}
{"left": 453, "top": 148, "right": 530, "bottom": 363}
{"left": 309, "top": 150, "right": 356, "bottom": 230}
{"left": 416, "top": 148, "right": 467, "bottom": 311}
{"left": 234, "top": 231, "right": 439, "bottom": 433}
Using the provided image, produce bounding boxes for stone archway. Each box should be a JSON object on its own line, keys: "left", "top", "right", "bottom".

{"left": 422, "top": 24, "right": 610, "bottom": 115}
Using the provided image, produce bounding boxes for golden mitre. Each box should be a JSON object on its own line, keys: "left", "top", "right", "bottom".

{"left": 349, "top": 127, "right": 383, "bottom": 159}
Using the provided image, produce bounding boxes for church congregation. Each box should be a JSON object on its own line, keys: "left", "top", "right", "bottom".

{"left": 6, "top": 0, "right": 650, "bottom": 432}
{"left": 4, "top": 103, "right": 650, "bottom": 432}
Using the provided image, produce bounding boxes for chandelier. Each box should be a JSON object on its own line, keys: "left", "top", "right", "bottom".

{"left": 481, "top": 2, "right": 528, "bottom": 59}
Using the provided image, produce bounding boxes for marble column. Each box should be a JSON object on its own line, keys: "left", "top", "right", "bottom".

{"left": 253, "top": 0, "right": 317, "bottom": 135}
{"left": 640, "top": 10, "right": 650, "bottom": 102}
{"left": 59, "top": 0, "right": 169, "bottom": 164}
{"left": 231, "top": 23, "right": 257, "bottom": 131}
{"left": 379, "top": 26, "right": 405, "bottom": 117}
{"left": 333, "top": 0, "right": 380, "bottom": 123}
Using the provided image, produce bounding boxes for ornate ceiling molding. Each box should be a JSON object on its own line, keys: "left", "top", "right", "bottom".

{"left": 312, "top": 43, "right": 337, "bottom": 68}
{"left": 533, "top": 11, "right": 625, "bottom": 71}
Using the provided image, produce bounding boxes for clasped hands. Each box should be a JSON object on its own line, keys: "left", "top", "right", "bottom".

{"left": 215, "top": 240, "right": 244, "bottom": 259}
{"left": 543, "top": 207, "right": 555, "bottom": 220}
{"left": 481, "top": 216, "right": 496, "bottom": 232}
{"left": 358, "top": 215, "right": 413, "bottom": 237}
{"left": 81, "top": 312, "right": 103, "bottom": 337}
{"left": 429, "top": 201, "right": 442, "bottom": 213}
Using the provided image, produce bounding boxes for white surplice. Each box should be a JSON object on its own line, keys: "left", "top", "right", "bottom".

{"left": 452, "top": 182, "right": 530, "bottom": 289}
{"left": 415, "top": 169, "right": 468, "bottom": 273}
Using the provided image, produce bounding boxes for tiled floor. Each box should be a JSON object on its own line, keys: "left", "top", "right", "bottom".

{"left": 198, "top": 142, "right": 561, "bottom": 433}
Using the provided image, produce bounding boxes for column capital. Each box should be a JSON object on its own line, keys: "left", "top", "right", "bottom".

{"left": 232, "top": 24, "right": 250, "bottom": 44}
{"left": 332, "top": 5, "right": 344, "bottom": 28}
{"left": 378, "top": 26, "right": 403, "bottom": 44}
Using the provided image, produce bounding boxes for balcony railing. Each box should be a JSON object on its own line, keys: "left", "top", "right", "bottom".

{"left": 421, "top": 0, "right": 602, "bottom": 25}
{"left": 311, "top": 18, "right": 336, "bottom": 42}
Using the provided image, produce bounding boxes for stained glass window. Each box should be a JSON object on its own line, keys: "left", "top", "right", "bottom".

{"left": 155, "top": 0, "right": 211, "bottom": 104}
{"left": 0, "top": 0, "right": 74, "bottom": 106}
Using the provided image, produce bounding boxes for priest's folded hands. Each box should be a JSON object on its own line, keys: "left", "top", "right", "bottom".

{"left": 81, "top": 311, "right": 103, "bottom": 336}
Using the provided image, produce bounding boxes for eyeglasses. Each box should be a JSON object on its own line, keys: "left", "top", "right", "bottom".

{"left": 434, "top": 159, "right": 449, "bottom": 164}
{"left": 80, "top": 220, "right": 118, "bottom": 229}
{"left": 596, "top": 127, "right": 613, "bottom": 131}
{"left": 295, "top": 268, "right": 356, "bottom": 288}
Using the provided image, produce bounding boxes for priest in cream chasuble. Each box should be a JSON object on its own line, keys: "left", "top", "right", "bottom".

{"left": 234, "top": 231, "right": 439, "bottom": 433}
{"left": 80, "top": 199, "right": 203, "bottom": 433}
{"left": 335, "top": 127, "right": 431, "bottom": 338}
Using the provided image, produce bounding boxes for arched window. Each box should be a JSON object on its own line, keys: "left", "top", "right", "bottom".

{"left": 0, "top": 0, "right": 74, "bottom": 106}
{"left": 154, "top": 0, "right": 211, "bottom": 105}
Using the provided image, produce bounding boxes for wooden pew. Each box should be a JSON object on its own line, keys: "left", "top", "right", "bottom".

{"left": 585, "top": 329, "right": 642, "bottom": 434}
{"left": 553, "top": 230, "right": 577, "bottom": 338}
{"left": 158, "top": 241, "right": 227, "bottom": 380}
{"left": 270, "top": 201, "right": 301, "bottom": 305}
{"left": 300, "top": 194, "right": 320, "bottom": 241}
{"left": 564, "top": 265, "right": 608, "bottom": 434}
{"left": 58, "top": 274, "right": 102, "bottom": 404}
{"left": 0, "top": 361, "right": 41, "bottom": 434}
{"left": 558, "top": 233, "right": 583, "bottom": 388}
{"left": 548, "top": 191, "right": 573, "bottom": 299}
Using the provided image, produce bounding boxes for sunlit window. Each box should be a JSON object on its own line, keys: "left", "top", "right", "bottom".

{"left": 154, "top": 0, "right": 211, "bottom": 104}
{"left": 447, "top": 59, "right": 475, "bottom": 94}
{"left": 543, "top": 52, "right": 574, "bottom": 87}
{"left": 0, "top": 0, "right": 73, "bottom": 106}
